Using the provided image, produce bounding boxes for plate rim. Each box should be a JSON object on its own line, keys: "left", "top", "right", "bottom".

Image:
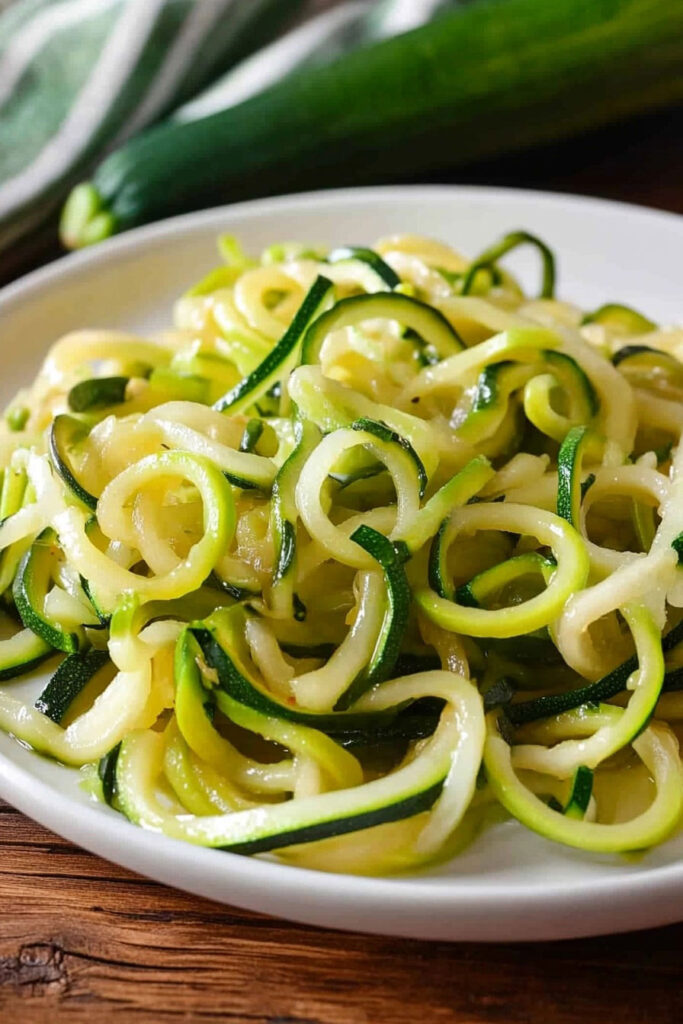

{"left": 1, "top": 183, "right": 682, "bottom": 941}
{"left": 2, "top": 183, "right": 681, "bottom": 310}
{"left": 1, "top": 741, "right": 683, "bottom": 941}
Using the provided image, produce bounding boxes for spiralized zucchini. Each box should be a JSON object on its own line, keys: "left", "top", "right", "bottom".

{"left": 1, "top": 231, "right": 682, "bottom": 873}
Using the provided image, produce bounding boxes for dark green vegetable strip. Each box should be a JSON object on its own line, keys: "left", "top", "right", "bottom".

{"left": 454, "top": 552, "right": 556, "bottom": 609}
{"left": 673, "top": 532, "right": 683, "bottom": 563}
{"left": 190, "top": 624, "right": 434, "bottom": 741}
{"left": 206, "top": 572, "right": 256, "bottom": 603}
{"left": 581, "top": 473, "right": 596, "bottom": 500}
{"left": 352, "top": 417, "right": 427, "bottom": 498}
{"left": 68, "top": 376, "right": 129, "bottom": 412}
{"left": 329, "top": 458, "right": 385, "bottom": 490}
{"left": 301, "top": 290, "right": 463, "bottom": 364}
{"left": 270, "top": 418, "right": 320, "bottom": 620}
{"left": 612, "top": 344, "right": 667, "bottom": 366}
{"left": 339, "top": 699, "right": 444, "bottom": 748}
{"left": 61, "top": 1, "right": 683, "bottom": 246}
{"left": 327, "top": 246, "right": 400, "bottom": 287}
{"left": 223, "top": 781, "right": 445, "bottom": 855}
{"left": 221, "top": 469, "right": 270, "bottom": 493}
{"left": 12, "top": 531, "right": 84, "bottom": 654}
{"left": 334, "top": 526, "right": 412, "bottom": 711}
{"left": 480, "top": 632, "right": 562, "bottom": 665}
{"left": 80, "top": 574, "right": 110, "bottom": 626}
{"left": 238, "top": 419, "right": 264, "bottom": 453}
{"left": 98, "top": 743, "right": 121, "bottom": 805}
{"left": 213, "top": 276, "right": 332, "bottom": 413}
{"left": 505, "top": 620, "right": 683, "bottom": 725}
{"left": 564, "top": 765, "right": 594, "bottom": 818}
{"left": 49, "top": 415, "right": 98, "bottom": 511}
{"left": 557, "top": 424, "right": 591, "bottom": 527}
{"left": 543, "top": 350, "right": 599, "bottom": 416}
{"left": 35, "top": 649, "right": 111, "bottom": 723}
{"left": 428, "top": 518, "right": 452, "bottom": 600}
{"left": 460, "top": 230, "right": 556, "bottom": 298}
{"left": 0, "top": 628, "right": 53, "bottom": 682}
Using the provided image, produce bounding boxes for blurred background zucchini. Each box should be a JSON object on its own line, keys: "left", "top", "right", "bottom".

{"left": 60, "top": 0, "right": 683, "bottom": 248}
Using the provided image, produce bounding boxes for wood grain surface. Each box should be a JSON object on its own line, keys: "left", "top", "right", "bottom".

{"left": 1, "top": 793, "right": 682, "bottom": 1024}
{"left": 0, "top": 39, "right": 682, "bottom": 1019}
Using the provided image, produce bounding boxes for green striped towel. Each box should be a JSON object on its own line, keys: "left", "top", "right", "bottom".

{"left": 0, "top": 0, "right": 455, "bottom": 254}
{"left": 0, "top": 0, "right": 304, "bottom": 251}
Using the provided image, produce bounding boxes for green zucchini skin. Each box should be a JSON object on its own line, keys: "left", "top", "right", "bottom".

{"left": 213, "top": 276, "right": 333, "bottom": 414}
{"left": 334, "top": 525, "right": 412, "bottom": 711}
{"left": 479, "top": 633, "right": 562, "bottom": 665}
{"left": 327, "top": 247, "right": 400, "bottom": 288}
{"left": 556, "top": 424, "right": 592, "bottom": 527}
{"left": 206, "top": 572, "right": 258, "bottom": 603}
{"left": 270, "top": 418, "right": 321, "bottom": 620}
{"left": 238, "top": 419, "right": 265, "bottom": 453}
{"left": 0, "top": 628, "right": 53, "bottom": 682}
{"left": 428, "top": 518, "right": 453, "bottom": 600}
{"left": 454, "top": 554, "right": 559, "bottom": 666}
{"left": 189, "top": 624, "right": 436, "bottom": 744}
{"left": 98, "top": 743, "right": 121, "bottom": 805}
{"left": 64, "top": 0, "right": 683, "bottom": 244}
{"left": 564, "top": 765, "right": 593, "bottom": 819}
{"left": 301, "top": 291, "right": 463, "bottom": 366}
{"left": 460, "top": 231, "right": 556, "bottom": 299}
{"left": 68, "top": 377, "right": 129, "bottom": 413}
{"left": 35, "top": 649, "right": 111, "bottom": 723}
{"left": 223, "top": 780, "right": 445, "bottom": 855}
{"left": 458, "top": 361, "right": 532, "bottom": 443}
{"left": 612, "top": 344, "right": 666, "bottom": 366}
{"left": 338, "top": 699, "right": 443, "bottom": 749}
{"left": 505, "top": 619, "right": 683, "bottom": 726}
{"left": 80, "top": 570, "right": 111, "bottom": 627}
{"left": 12, "top": 531, "right": 84, "bottom": 654}
{"left": 352, "top": 418, "right": 427, "bottom": 498}
{"left": 453, "top": 552, "right": 555, "bottom": 609}
{"left": 611, "top": 346, "right": 683, "bottom": 393}
{"left": 49, "top": 415, "right": 98, "bottom": 511}
{"left": 673, "top": 532, "right": 683, "bottom": 564}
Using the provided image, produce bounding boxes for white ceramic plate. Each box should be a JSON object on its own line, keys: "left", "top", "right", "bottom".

{"left": 1, "top": 186, "right": 681, "bottom": 942}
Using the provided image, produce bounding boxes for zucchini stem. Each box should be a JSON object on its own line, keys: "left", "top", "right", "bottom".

{"left": 60, "top": 183, "right": 117, "bottom": 249}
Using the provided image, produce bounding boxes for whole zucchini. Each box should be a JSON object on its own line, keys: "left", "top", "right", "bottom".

{"left": 61, "top": 0, "right": 683, "bottom": 248}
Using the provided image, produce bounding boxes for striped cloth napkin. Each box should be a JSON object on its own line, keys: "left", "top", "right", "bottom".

{"left": 0, "top": 0, "right": 455, "bottom": 254}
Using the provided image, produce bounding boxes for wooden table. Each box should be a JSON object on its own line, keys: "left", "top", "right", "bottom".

{"left": 1, "top": 102, "right": 682, "bottom": 1022}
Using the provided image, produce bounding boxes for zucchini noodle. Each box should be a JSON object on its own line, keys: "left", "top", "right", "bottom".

{"left": 1, "top": 230, "right": 682, "bottom": 873}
